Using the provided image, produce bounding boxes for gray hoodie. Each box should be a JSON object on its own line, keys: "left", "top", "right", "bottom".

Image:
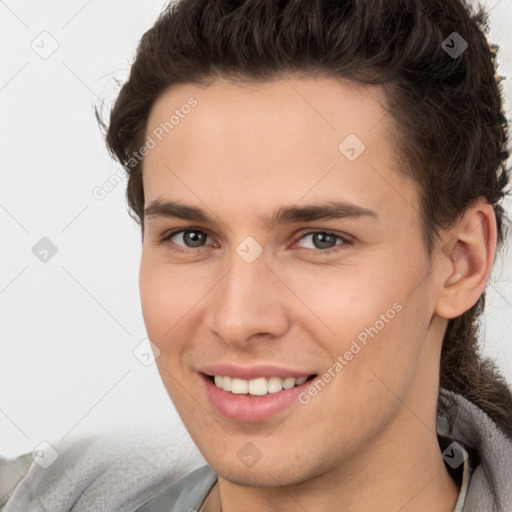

{"left": 1, "top": 389, "right": 511, "bottom": 511}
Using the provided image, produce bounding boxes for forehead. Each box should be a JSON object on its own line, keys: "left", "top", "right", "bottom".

{"left": 142, "top": 75, "right": 417, "bottom": 225}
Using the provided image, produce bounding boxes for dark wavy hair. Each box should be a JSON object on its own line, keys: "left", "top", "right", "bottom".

{"left": 97, "top": 0, "right": 512, "bottom": 438}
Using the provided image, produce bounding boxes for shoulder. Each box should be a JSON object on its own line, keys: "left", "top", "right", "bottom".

{"left": 1, "top": 427, "right": 206, "bottom": 512}
{"left": 135, "top": 464, "right": 217, "bottom": 512}
{"left": 437, "top": 388, "right": 512, "bottom": 511}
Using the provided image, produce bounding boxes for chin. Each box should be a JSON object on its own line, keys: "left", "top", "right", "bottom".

{"left": 205, "top": 451, "right": 322, "bottom": 488}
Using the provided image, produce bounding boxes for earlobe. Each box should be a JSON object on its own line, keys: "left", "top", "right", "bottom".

{"left": 435, "top": 200, "right": 497, "bottom": 319}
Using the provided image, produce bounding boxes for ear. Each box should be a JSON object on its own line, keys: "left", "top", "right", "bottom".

{"left": 434, "top": 199, "right": 497, "bottom": 319}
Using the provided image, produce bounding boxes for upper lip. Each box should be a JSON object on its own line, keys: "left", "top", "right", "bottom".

{"left": 200, "top": 363, "right": 317, "bottom": 380}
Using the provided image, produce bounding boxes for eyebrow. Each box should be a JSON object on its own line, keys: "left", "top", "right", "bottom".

{"left": 144, "top": 199, "right": 377, "bottom": 228}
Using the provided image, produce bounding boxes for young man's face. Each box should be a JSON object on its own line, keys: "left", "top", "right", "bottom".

{"left": 139, "top": 76, "right": 446, "bottom": 487}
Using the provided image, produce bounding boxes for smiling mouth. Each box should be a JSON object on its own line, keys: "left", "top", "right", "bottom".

{"left": 206, "top": 373, "right": 318, "bottom": 396}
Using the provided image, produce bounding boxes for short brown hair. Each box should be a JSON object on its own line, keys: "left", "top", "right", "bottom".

{"left": 98, "top": 0, "right": 512, "bottom": 437}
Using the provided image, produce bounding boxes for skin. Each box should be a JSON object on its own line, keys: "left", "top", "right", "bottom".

{"left": 138, "top": 75, "right": 496, "bottom": 512}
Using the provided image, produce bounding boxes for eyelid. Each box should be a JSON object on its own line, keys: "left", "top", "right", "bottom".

{"left": 159, "top": 227, "right": 353, "bottom": 253}
{"left": 293, "top": 228, "right": 353, "bottom": 245}
{"left": 160, "top": 227, "right": 214, "bottom": 251}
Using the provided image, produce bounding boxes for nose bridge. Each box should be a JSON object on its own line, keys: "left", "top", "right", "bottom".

{"left": 209, "top": 246, "right": 288, "bottom": 345}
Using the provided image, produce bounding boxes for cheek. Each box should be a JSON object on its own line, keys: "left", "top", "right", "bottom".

{"left": 138, "top": 263, "right": 167, "bottom": 340}
{"left": 278, "top": 262, "right": 397, "bottom": 342}
{"left": 139, "top": 256, "right": 205, "bottom": 341}
{"left": 280, "top": 255, "right": 428, "bottom": 382}
{"left": 138, "top": 261, "right": 198, "bottom": 399}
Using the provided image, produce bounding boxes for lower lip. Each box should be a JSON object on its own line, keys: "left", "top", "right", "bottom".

{"left": 200, "top": 373, "right": 316, "bottom": 423}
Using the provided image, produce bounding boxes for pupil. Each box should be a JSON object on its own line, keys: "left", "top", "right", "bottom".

{"left": 314, "top": 233, "right": 335, "bottom": 249}
{"left": 185, "top": 231, "right": 206, "bottom": 247}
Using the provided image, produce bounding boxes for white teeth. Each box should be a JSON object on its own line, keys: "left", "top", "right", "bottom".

{"left": 221, "top": 376, "right": 232, "bottom": 391}
{"left": 248, "top": 377, "right": 267, "bottom": 396}
{"left": 231, "top": 378, "right": 248, "bottom": 394}
{"left": 212, "top": 375, "right": 312, "bottom": 395}
{"left": 295, "top": 376, "right": 308, "bottom": 385}
{"left": 267, "top": 376, "right": 284, "bottom": 393}
{"left": 282, "top": 377, "right": 296, "bottom": 389}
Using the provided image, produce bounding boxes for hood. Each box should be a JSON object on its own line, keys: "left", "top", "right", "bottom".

{"left": 437, "top": 388, "right": 512, "bottom": 511}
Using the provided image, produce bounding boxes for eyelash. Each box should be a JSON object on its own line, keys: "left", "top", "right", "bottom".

{"left": 158, "top": 228, "right": 353, "bottom": 255}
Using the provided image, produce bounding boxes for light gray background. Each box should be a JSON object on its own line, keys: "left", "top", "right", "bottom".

{"left": 1, "top": 0, "right": 511, "bottom": 458}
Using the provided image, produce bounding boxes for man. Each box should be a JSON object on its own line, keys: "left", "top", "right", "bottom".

{"left": 4, "top": 0, "right": 512, "bottom": 510}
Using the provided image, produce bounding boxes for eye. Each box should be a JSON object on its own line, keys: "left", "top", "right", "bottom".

{"left": 294, "top": 230, "right": 351, "bottom": 252}
{"left": 159, "top": 228, "right": 352, "bottom": 254}
{"left": 161, "top": 229, "right": 213, "bottom": 252}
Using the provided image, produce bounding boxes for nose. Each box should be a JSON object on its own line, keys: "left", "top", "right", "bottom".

{"left": 207, "top": 250, "right": 290, "bottom": 348}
